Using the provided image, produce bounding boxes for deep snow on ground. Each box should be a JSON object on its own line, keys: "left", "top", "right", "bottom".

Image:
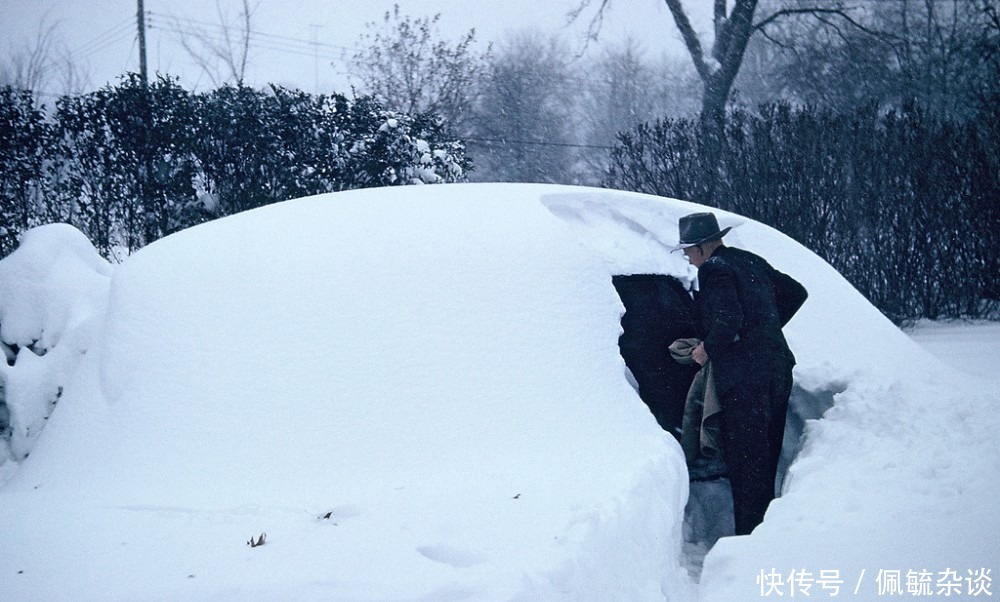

{"left": 906, "top": 320, "right": 1000, "bottom": 382}
{"left": 0, "top": 183, "right": 997, "bottom": 601}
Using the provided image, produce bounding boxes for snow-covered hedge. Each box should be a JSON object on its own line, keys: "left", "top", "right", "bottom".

{"left": 1, "top": 76, "right": 471, "bottom": 260}
{"left": 0, "top": 224, "right": 112, "bottom": 473}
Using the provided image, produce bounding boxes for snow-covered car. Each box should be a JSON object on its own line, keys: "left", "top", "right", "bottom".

{"left": 0, "top": 183, "right": 996, "bottom": 601}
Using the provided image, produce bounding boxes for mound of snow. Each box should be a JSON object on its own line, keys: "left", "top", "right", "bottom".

{"left": 0, "top": 224, "right": 113, "bottom": 467}
{"left": 1, "top": 183, "right": 997, "bottom": 601}
{"left": 0, "top": 223, "right": 112, "bottom": 352}
{"left": 0, "top": 185, "right": 692, "bottom": 601}
{"left": 543, "top": 191, "right": 1000, "bottom": 598}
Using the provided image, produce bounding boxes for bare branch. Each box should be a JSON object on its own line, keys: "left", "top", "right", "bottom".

{"left": 563, "top": 0, "right": 613, "bottom": 56}
{"left": 753, "top": 7, "right": 895, "bottom": 41}
{"left": 238, "top": 0, "right": 253, "bottom": 83}
{"left": 1, "top": 18, "right": 60, "bottom": 92}
{"left": 984, "top": 0, "right": 1000, "bottom": 33}
{"left": 663, "top": 0, "right": 711, "bottom": 81}
{"left": 757, "top": 27, "right": 798, "bottom": 54}
{"left": 54, "top": 45, "right": 93, "bottom": 95}
{"left": 177, "top": 32, "right": 223, "bottom": 88}
{"left": 566, "top": 0, "right": 612, "bottom": 41}
{"left": 169, "top": 0, "right": 258, "bottom": 87}
{"left": 814, "top": 14, "right": 860, "bottom": 47}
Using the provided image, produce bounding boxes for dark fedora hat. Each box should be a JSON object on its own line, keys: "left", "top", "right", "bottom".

{"left": 674, "top": 212, "right": 732, "bottom": 249}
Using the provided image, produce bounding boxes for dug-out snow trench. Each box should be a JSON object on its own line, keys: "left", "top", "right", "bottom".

{"left": 679, "top": 384, "right": 843, "bottom": 580}
{"left": 611, "top": 274, "right": 841, "bottom": 579}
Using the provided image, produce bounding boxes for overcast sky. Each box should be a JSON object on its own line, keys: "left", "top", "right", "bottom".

{"left": 1, "top": 0, "right": 710, "bottom": 98}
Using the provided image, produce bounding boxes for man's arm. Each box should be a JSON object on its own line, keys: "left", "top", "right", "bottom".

{"left": 770, "top": 268, "right": 807, "bottom": 326}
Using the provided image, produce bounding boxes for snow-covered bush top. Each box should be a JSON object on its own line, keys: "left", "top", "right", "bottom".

{"left": 1, "top": 76, "right": 471, "bottom": 260}
{"left": 0, "top": 223, "right": 112, "bottom": 353}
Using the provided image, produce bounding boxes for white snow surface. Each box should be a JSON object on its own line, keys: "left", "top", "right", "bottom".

{"left": 0, "top": 224, "right": 113, "bottom": 463}
{"left": 0, "top": 183, "right": 997, "bottom": 601}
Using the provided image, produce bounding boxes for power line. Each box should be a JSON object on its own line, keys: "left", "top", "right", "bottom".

{"left": 151, "top": 22, "right": 346, "bottom": 63}
{"left": 78, "top": 19, "right": 134, "bottom": 48}
{"left": 76, "top": 30, "right": 136, "bottom": 61}
{"left": 147, "top": 11, "right": 353, "bottom": 54}
{"left": 74, "top": 18, "right": 135, "bottom": 57}
{"left": 465, "top": 137, "right": 613, "bottom": 150}
{"left": 163, "top": 27, "right": 344, "bottom": 63}
{"left": 144, "top": 10, "right": 683, "bottom": 96}
{"left": 249, "top": 26, "right": 353, "bottom": 53}
{"left": 123, "top": 32, "right": 139, "bottom": 77}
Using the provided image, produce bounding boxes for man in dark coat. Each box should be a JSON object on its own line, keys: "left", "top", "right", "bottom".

{"left": 676, "top": 212, "right": 807, "bottom": 536}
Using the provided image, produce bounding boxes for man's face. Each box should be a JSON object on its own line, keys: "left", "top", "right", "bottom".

{"left": 682, "top": 245, "right": 707, "bottom": 268}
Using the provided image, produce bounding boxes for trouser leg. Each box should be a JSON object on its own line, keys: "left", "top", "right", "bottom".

{"left": 766, "top": 368, "right": 793, "bottom": 492}
{"left": 719, "top": 366, "right": 793, "bottom": 535}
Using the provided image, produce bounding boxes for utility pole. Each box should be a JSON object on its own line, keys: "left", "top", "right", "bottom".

{"left": 136, "top": 0, "right": 152, "bottom": 252}
{"left": 137, "top": 0, "right": 148, "bottom": 84}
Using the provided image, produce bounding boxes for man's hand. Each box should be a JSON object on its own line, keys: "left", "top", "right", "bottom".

{"left": 693, "top": 342, "right": 708, "bottom": 366}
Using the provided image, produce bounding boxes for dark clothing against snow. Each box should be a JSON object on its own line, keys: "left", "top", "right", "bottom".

{"left": 693, "top": 245, "right": 807, "bottom": 535}
{"left": 719, "top": 363, "right": 793, "bottom": 534}
{"left": 696, "top": 246, "right": 807, "bottom": 396}
{"left": 612, "top": 274, "right": 700, "bottom": 437}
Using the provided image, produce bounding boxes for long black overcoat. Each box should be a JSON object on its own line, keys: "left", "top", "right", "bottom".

{"left": 694, "top": 246, "right": 807, "bottom": 395}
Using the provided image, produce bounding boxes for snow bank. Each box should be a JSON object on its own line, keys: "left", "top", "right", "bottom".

{"left": 0, "top": 224, "right": 113, "bottom": 469}
{"left": 0, "top": 223, "right": 113, "bottom": 352}
{"left": 689, "top": 217, "right": 1000, "bottom": 601}
{"left": 0, "top": 185, "right": 692, "bottom": 601}
{"left": 2, "top": 183, "right": 997, "bottom": 601}
{"left": 541, "top": 190, "right": 1000, "bottom": 599}
{"left": 907, "top": 319, "right": 1000, "bottom": 381}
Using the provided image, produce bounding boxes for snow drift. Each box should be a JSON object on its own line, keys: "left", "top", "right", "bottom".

{"left": 0, "top": 183, "right": 997, "bottom": 601}
{"left": 0, "top": 224, "right": 113, "bottom": 465}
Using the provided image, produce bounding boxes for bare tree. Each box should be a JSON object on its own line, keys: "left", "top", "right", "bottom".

{"left": 737, "top": 0, "right": 1000, "bottom": 118}
{"left": 53, "top": 46, "right": 94, "bottom": 96}
{"left": 467, "top": 32, "right": 577, "bottom": 183}
{"left": 975, "top": 0, "right": 1000, "bottom": 104}
{"left": 570, "top": 0, "right": 901, "bottom": 199}
{"left": 350, "top": 5, "right": 490, "bottom": 135}
{"left": 577, "top": 40, "right": 698, "bottom": 181}
{"left": 170, "top": 0, "right": 259, "bottom": 87}
{"left": 0, "top": 18, "right": 60, "bottom": 93}
{"left": 571, "top": 1, "right": 886, "bottom": 123}
{"left": 1, "top": 16, "right": 93, "bottom": 97}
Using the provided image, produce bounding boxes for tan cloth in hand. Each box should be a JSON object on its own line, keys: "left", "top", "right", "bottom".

{"left": 669, "top": 338, "right": 723, "bottom": 463}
